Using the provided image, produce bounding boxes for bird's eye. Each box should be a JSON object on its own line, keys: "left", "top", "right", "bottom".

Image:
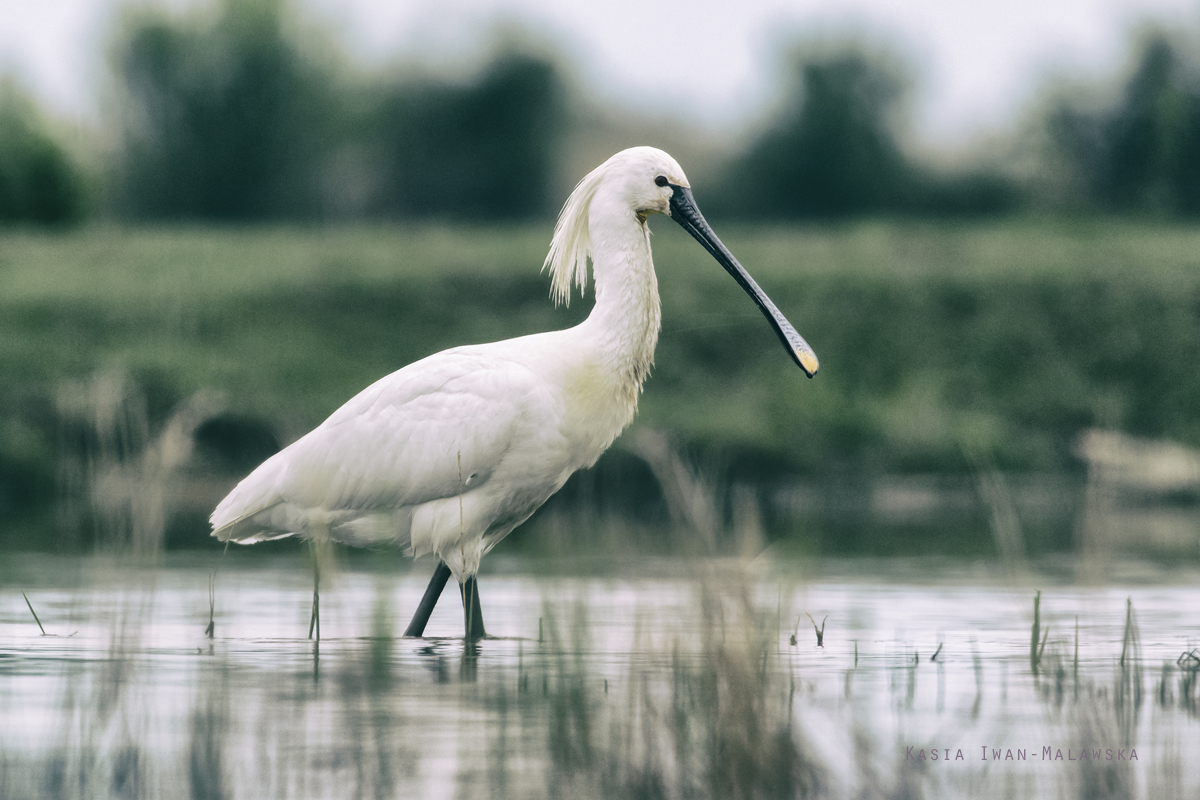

{"left": 654, "top": 175, "right": 669, "bottom": 187}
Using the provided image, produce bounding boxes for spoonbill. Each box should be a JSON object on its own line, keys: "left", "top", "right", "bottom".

{"left": 210, "top": 147, "right": 818, "bottom": 641}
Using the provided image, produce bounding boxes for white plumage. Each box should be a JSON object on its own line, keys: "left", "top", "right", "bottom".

{"left": 210, "top": 146, "right": 817, "bottom": 633}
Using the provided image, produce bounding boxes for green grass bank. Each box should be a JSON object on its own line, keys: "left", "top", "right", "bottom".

{"left": 3, "top": 219, "right": 1200, "bottom": 553}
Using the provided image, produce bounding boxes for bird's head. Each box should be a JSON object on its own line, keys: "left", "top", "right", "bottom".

{"left": 591, "top": 146, "right": 692, "bottom": 222}
{"left": 545, "top": 147, "right": 818, "bottom": 377}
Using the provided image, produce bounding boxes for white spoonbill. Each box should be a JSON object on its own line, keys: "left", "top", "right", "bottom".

{"left": 210, "top": 146, "right": 818, "bottom": 640}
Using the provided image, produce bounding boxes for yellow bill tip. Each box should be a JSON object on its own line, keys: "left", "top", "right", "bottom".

{"left": 798, "top": 349, "right": 819, "bottom": 378}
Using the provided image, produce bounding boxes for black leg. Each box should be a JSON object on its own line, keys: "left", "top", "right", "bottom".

{"left": 461, "top": 575, "right": 486, "bottom": 641}
{"left": 403, "top": 560, "right": 453, "bottom": 637}
{"left": 308, "top": 545, "right": 321, "bottom": 641}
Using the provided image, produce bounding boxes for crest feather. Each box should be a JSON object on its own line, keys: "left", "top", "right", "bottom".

{"left": 542, "top": 160, "right": 607, "bottom": 307}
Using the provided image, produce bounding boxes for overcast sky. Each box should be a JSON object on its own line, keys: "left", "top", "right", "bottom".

{"left": 1, "top": 0, "right": 1198, "bottom": 146}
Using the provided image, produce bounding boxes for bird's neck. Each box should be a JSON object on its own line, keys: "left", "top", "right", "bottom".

{"left": 581, "top": 200, "right": 662, "bottom": 393}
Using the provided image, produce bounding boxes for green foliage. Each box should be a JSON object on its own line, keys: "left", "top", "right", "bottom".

{"left": 722, "top": 45, "right": 911, "bottom": 219}
{"left": 28, "top": 2, "right": 1200, "bottom": 224}
{"left": 107, "top": 0, "right": 567, "bottom": 221}
{"left": 0, "top": 82, "right": 84, "bottom": 224}
{"left": 1047, "top": 29, "right": 1200, "bottom": 217}
{"left": 111, "top": 0, "right": 336, "bottom": 219}
{"left": 372, "top": 51, "right": 566, "bottom": 219}
{"left": 5, "top": 221, "right": 1200, "bottom": 551}
{"left": 95, "top": 3, "right": 1200, "bottom": 224}
{"left": 716, "top": 42, "right": 1022, "bottom": 220}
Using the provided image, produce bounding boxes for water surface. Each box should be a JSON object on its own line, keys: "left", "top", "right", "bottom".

{"left": 2, "top": 554, "right": 1198, "bottom": 799}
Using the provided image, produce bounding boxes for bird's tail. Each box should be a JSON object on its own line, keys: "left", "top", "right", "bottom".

{"left": 210, "top": 506, "right": 297, "bottom": 544}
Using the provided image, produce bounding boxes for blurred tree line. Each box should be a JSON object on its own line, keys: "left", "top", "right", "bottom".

{"left": 6, "top": 0, "right": 1200, "bottom": 223}
{"left": 712, "top": 44, "right": 1019, "bottom": 219}
{"left": 0, "top": 81, "right": 83, "bottom": 224}
{"left": 1044, "top": 29, "right": 1200, "bottom": 216}
{"left": 108, "top": 0, "right": 564, "bottom": 220}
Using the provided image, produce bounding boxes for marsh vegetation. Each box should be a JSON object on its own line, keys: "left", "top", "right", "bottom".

{"left": 3, "top": 553, "right": 1199, "bottom": 799}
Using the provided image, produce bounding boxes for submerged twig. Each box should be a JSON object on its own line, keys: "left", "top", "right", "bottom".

{"left": 1120, "top": 597, "right": 1139, "bottom": 668}
{"left": 1073, "top": 616, "right": 1079, "bottom": 688}
{"left": 1177, "top": 648, "right": 1200, "bottom": 671}
{"left": 205, "top": 573, "right": 216, "bottom": 639}
{"left": 1030, "top": 590, "right": 1041, "bottom": 677}
{"left": 22, "top": 592, "right": 46, "bottom": 636}
{"left": 805, "top": 613, "right": 827, "bottom": 647}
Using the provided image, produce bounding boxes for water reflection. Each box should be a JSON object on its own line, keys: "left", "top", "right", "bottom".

{"left": 1, "top": 555, "right": 1199, "bottom": 799}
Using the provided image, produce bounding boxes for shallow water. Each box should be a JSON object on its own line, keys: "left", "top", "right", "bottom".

{"left": 2, "top": 553, "right": 1198, "bottom": 799}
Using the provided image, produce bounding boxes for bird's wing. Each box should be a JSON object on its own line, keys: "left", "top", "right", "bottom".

{"left": 210, "top": 347, "right": 555, "bottom": 535}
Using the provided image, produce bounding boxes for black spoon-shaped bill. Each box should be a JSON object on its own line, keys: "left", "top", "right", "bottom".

{"left": 667, "top": 184, "right": 819, "bottom": 377}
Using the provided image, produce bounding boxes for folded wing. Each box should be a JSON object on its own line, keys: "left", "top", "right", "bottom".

{"left": 210, "top": 347, "right": 551, "bottom": 544}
